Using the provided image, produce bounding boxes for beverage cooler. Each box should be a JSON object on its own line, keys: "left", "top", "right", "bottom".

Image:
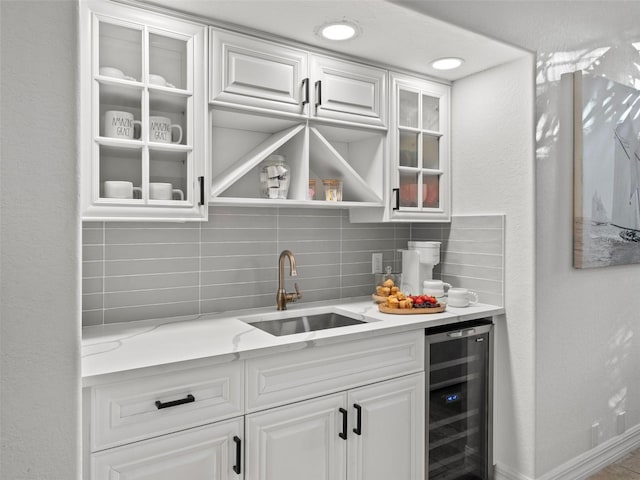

{"left": 425, "top": 319, "right": 494, "bottom": 480}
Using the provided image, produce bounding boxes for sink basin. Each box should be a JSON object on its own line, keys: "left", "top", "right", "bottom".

{"left": 245, "top": 311, "right": 366, "bottom": 336}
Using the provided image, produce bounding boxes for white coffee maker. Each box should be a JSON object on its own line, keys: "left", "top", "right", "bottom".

{"left": 400, "top": 241, "right": 441, "bottom": 295}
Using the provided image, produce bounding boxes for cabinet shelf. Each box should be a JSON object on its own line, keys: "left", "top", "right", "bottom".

{"left": 210, "top": 197, "right": 382, "bottom": 208}
{"left": 96, "top": 137, "right": 144, "bottom": 149}
{"left": 398, "top": 166, "right": 444, "bottom": 175}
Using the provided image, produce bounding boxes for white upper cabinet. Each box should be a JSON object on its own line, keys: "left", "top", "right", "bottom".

{"left": 80, "top": 0, "right": 208, "bottom": 221}
{"left": 390, "top": 72, "right": 451, "bottom": 221}
{"left": 210, "top": 28, "right": 386, "bottom": 128}
{"left": 350, "top": 72, "right": 451, "bottom": 223}
{"left": 208, "top": 28, "right": 387, "bottom": 208}
{"left": 209, "top": 29, "right": 308, "bottom": 116}
{"left": 310, "top": 55, "right": 386, "bottom": 127}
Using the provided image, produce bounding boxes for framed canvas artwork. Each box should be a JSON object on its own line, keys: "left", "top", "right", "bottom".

{"left": 571, "top": 70, "right": 640, "bottom": 268}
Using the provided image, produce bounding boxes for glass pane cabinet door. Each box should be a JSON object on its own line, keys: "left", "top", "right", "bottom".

{"left": 391, "top": 73, "right": 450, "bottom": 221}
{"left": 81, "top": 1, "right": 206, "bottom": 221}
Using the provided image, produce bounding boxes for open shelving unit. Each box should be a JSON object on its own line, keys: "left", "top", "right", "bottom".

{"left": 209, "top": 107, "right": 385, "bottom": 208}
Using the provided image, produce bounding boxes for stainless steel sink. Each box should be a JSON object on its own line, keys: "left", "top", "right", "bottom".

{"left": 246, "top": 311, "right": 366, "bottom": 336}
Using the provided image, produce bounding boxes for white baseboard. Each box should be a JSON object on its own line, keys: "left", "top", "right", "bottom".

{"left": 493, "top": 423, "right": 640, "bottom": 480}
{"left": 494, "top": 461, "right": 534, "bottom": 480}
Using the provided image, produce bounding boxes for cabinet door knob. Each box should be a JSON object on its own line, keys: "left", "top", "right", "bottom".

{"left": 233, "top": 435, "right": 242, "bottom": 474}
{"left": 353, "top": 403, "right": 362, "bottom": 435}
{"left": 339, "top": 407, "right": 348, "bottom": 440}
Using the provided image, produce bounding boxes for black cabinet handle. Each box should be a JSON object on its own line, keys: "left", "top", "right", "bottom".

{"left": 339, "top": 407, "right": 347, "bottom": 440}
{"left": 393, "top": 188, "right": 400, "bottom": 210}
{"left": 198, "top": 176, "right": 204, "bottom": 206}
{"left": 302, "top": 78, "right": 309, "bottom": 105}
{"left": 232, "top": 435, "right": 241, "bottom": 474}
{"left": 315, "top": 80, "right": 322, "bottom": 108}
{"left": 353, "top": 403, "right": 362, "bottom": 435}
{"left": 155, "top": 394, "right": 195, "bottom": 410}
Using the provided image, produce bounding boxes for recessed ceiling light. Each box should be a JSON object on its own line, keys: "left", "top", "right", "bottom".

{"left": 431, "top": 57, "right": 465, "bottom": 70}
{"left": 317, "top": 21, "right": 359, "bottom": 41}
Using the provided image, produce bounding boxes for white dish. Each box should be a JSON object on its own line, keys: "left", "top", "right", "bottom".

{"left": 148, "top": 74, "right": 167, "bottom": 86}
{"left": 99, "top": 66, "right": 124, "bottom": 78}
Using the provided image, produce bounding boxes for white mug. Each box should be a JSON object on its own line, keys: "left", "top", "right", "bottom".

{"left": 103, "top": 181, "right": 141, "bottom": 199}
{"left": 149, "top": 116, "right": 182, "bottom": 144}
{"left": 447, "top": 288, "right": 479, "bottom": 307}
{"left": 104, "top": 111, "right": 141, "bottom": 140}
{"left": 423, "top": 280, "right": 452, "bottom": 298}
{"left": 149, "top": 182, "right": 184, "bottom": 201}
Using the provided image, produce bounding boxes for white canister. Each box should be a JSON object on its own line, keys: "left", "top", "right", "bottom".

{"left": 260, "top": 155, "right": 289, "bottom": 199}
{"left": 447, "top": 288, "right": 479, "bottom": 307}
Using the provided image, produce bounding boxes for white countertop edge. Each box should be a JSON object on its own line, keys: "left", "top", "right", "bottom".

{"left": 82, "top": 297, "right": 505, "bottom": 387}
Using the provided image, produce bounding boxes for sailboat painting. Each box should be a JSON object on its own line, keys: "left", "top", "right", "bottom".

{"left": 572, "top": 71, "right": 640, "bottom": 268}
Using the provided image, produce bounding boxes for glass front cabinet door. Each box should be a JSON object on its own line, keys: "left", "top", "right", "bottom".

{"left": 389, "top": 72, "right": 450, "bottom": 222}
{"left": 80, "top": 1, "right": 207, "bottom": 221}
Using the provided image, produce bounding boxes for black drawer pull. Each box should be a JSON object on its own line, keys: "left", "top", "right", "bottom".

{"left": 233, "top": 435, "right": 242, "bottom": 474}
{"left": 315, "top": 80, "right": 322, "bottom": 108}
{"left": 155, "top": 394, "right": 195, "bottom": 410}
{"left": 339, "top": 407, "right": 348, "bottom": 440}
{"left": 302, "top": 77, "right": 309, "bottom": 105}
{"left": 353, "top": 403, "right": 362, "bottom": 435}
{"left": 198, "top": 176, "right": 205, "bottom": 206}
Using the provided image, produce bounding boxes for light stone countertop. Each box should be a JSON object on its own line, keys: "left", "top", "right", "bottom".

{"left": 82, "top": 297, "right": 504, "bottom": 386}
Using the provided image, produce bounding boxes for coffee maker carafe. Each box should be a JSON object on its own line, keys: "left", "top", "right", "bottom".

{"left": 400, "top": 241, "right": 441, "bottom": 295}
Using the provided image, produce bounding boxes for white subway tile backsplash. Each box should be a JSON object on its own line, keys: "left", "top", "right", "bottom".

{"left": 82, "top": 212, "right": 505, "bottom": 325}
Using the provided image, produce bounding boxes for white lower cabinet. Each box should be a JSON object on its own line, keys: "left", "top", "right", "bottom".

{"left": 85, "top": 331, "right": 426, "bottom": 480}
{"left": 245, "top": 373, "right": 424, "bottom": 480}
{"left": 347, "top": 374, "right": 424, "bottom": 480}
{"left": 246, "top": 393, "right": 347, "bottom": 480}
{"left": 91, "top": 416, "right": 244, "bottom": 480}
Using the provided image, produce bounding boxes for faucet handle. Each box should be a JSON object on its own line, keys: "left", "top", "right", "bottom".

{"left": 294, "top": 282, "right": 302, "bottom": 300}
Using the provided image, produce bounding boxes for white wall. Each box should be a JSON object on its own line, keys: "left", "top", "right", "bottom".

{"left": 0, "top": 1, "right": 81, "bottom": 478}
{"left": 451, "top": 56, "right": 537, "bottom": 478}
{"left": 535, "top": 41, "right": 640, "bottom": 475}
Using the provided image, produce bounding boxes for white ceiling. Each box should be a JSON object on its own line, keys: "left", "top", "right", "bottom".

{"left": 139, "top": 0, "right": 530, "bottom": 81}
{"left": 389, "top": 1, "right": 640, "bottom": 53}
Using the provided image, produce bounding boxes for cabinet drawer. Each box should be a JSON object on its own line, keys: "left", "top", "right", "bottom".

{"left": 246, "top": 330, "right": 423, "bottom": 412}
{"left": 91, "top": 361, "right": 243, "bottom": 451}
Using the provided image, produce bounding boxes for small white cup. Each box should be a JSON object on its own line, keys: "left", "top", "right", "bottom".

{"left": 104, "top": 111, "right": 141, "bottom": 140}
{"left": 149, "top": 182, "right": 184, "bottom": 201}
{"left": 149, "top": 116, "right": 183, "bottom": 144}
{"left": 423, "top": 280, "right": 452, "bottom": 298}
{"left": 103, "top": 181, "right": 141, "bottom": 199}
{"left": 447, "top": 288, "right": 479, "bottom": 308}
